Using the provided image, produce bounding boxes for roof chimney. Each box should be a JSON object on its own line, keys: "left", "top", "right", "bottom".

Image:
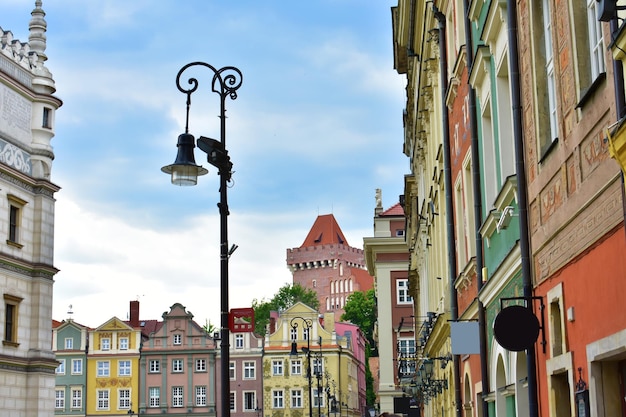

{"left": 129, "top": 300, "right": 140, "bottom": 328}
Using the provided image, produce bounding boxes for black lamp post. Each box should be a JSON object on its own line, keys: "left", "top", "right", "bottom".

{"left": 290, "top": 317, "right": 314, "bottom": 417}
{"left": 162, "top": 62, "right": 243, "bottom": 417}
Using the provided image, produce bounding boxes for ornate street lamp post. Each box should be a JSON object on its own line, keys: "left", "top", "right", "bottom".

{"left": 162, "top": 61, "right": 243, "bottom": 417}
{"left": 290, "top": 317, "right": 314, "bottom": 417}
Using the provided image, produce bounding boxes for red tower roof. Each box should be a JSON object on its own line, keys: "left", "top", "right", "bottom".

{"left": 300, "top": 214, "right": 349, "bottom": 247}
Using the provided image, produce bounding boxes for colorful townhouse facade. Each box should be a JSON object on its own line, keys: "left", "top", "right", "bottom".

{"left": 215, "top": 319, "right": 264, "bottom": 417}
{"left": 389, "top": 0, "right": 626, "bottom": 416}
{"left": 0, "top": 2, "right": 62, "bottom": 416}
{"left": 287, "top": 214, "right": 374, "bottom": 321}
{"left": 363, "top": 191, "right": 411, "bottom": 414}
{"left": 262, "top": 302, "right": 365, "bottom": 417}
{"left": 52, "top": 319, "right": 89, "bottom": 416}
{"left": 140, "top": 302, "right": 216, "bottom": 416}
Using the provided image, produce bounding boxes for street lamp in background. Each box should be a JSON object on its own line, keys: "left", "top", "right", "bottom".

{"left": 290, "top": 317, "right": 314, "bottom": 417}
{"left": 162, "top": 61, "right": 243, "bottom": 417}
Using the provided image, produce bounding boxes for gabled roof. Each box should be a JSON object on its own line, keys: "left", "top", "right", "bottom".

{"left": 381, "top": 203, "right": 405, "bottom": 216}
{"left": 301, "top": 214, "right": 349, "bottom": 247}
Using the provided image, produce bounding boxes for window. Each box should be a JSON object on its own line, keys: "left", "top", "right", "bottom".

{"left": 149, "top": 359, "right": 160, "bottom": 373}
{"left": 396, "top": 229, "right": 405, "bottom": 237}
{"left": 42, "top": 107, "right": 52, "bottom": 128}
{"left": 3, "top": 294, "right": 22, "bottom": 346}
{"left": 230, "top": 362, "right": 235, "bottom": 379}
{"left": 119, "top": 337, "right": 128, "bottom": 350}
{"left": 118, "top": 360, "right": 131, "bottom": 376}
{"left": 542, "top": 0, "right": 558, "bottom": 144}
{"left": 8, "top": 203, "right": 21, "bottom": 245}
{"left": 290, "top": 326, "right": 297, "bottom": 341}
{"left": 313, "top": 357, "right": 323, "bottom": 376}
{"left": 55, "top": 388, "right": 65, "bottom": 409}
{"left": 291, "top": 389, "right": 303, "bottom": 408}
{"left": 235, "top": 333, "right": 244, "bottom": 349}
{"left": 97, "top": 390, "right": 110, "bottom": 410}
{"left": 71, "top": 388, "right": 82, "bottom": 409}
{"left": 196, "top": 358, "right": 207, "bottom": 372}
{"left": 230, "top": 392, "right": 236, "bottom": 411}
{"left": 398, "top": 338, "right": 417, "bottom": 376}
{"left": 149, "top": 387, "right": 160, "bottom": 407}
{"left": 65, "top": 338, "right": 73, "bottom": 350}
{"left": 173, "top": 334, "right": 182, "bottom": 345}
{"left": 118, "top": 389, "right": 130, "bottom": 409}
{"left": 303, "top": 327, "right": 310, "bottom": 341}
{"left": 72, "top": 359, "right": 82, "bottom": 375}
{"left": 272, "top": 390, "right": 284, "bottom": 408}
{"left": 244, "top": 392, "right": 256, "bottom": 411}
{"left": 272, "top": 359, "right": 283, "bottom": 376}
{"left": 291, "top": 359, "right": 302, "bottom": 375}
{"left": 172, "top": 387, "right": 183, "bottom": 407}
{"left": 313, "top": 388, "right": 325, "bottom": 408}
{"left": 101, "top": 338, "right": 110, "bottom": 351}
{"left": 97, "top": 361, "right": 110, "bottom": 377}
{"left": 244, "top": 361, "right": 255, "bottom": 379}
{"left": 587, "top": 0, "right": 605, "bottom": 79}
{"left": 172, "top": 359, "right": 183, "bottom": 373}
{"left": 196, "top": 386, "right": 207, "bottom": 406}
{"left": 396, "top": 279, "right": 413, "bottom": 304}
{"left": 56, "top": 359, "right": 65, "bottom": 375}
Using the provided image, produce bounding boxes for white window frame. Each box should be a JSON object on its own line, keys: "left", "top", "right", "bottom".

{"left": 235, "top": 333, "right": 244, "bottom": 349}
{"left": 97, "top": 361, "right": 110, "bottom": 377}
{"left": 71, "top": 387, "right": 82, "bottom": 409}
{"left": 64, "top": 338, "right": 73, "bottom": 350}
{"left": 55, "top": 388, "right": 65, "bottom": 409}
{"left": 313, "top": 388, "right": 325, "bottom": 408}
{"left": 291, "top": 389, "right": 303, "bottom": 408}
{"left": 396, "top": 279, "right": 413, "bottom": 304}
{"left": 173, "top": 334, "right": 182, "bottom": 345}
{"left": 196, "top": 358, "right": 207, "bottom": 372}
{"left": 172, "top": 386, "right": 184, "bottom": 408}
{"left": 272, "top": 390, "right": 284, "bottom": 408}
{"left": 118, "top": 360, "right": 131, "bottom": 376}
{"left": 587, "top": 0, "right": 606, "bottom": 79}
{"left": 101, "top": 337, "right": 110, "bottom": 351}
{"left": 119, "top": 337, "right": 129, "bottom": 350}
{"left": 398, "top": 338, "right": 417, "bottom": 375}
{"left": 56, "top": 359, "right": 65, "bottom": 375}
{"left": 542, "top": 0, "right": 558, "bottom": 142}
{"left": 149, "top": 387, "right": 160, "bottom": 407}
{"left": 243, "top": 391, "right": 256, "bottom": 411}
{"left": 272, "top": 359, "right": 283, "bottom": 376}
{"left": 196, "top": 386, "right": 207, "bottom": 406}
{"left": 291, "top": 359, "right": 302, "bottom": 375}
{"left": 230, "top": 392, "right": 236, "bottom": 411}
{"left": 172, "top": 359, "right": 183, "bottom": 373}
{"left": 72, "top": 358, "right": 83, "bottom": 375}
{"left": 118, "top": 389, "right": 131, "bottom": 410}
{"left": 149, "top": 359, "right": 160, "bottom": 373}
{"left": 243, "top": 361, "right": 256, "bottom": 379}
{"left": 97, "top": 389, "right": 110, "bottom": 410}
{"left": 230, "top": 361, "right": 236, "bottom": 379}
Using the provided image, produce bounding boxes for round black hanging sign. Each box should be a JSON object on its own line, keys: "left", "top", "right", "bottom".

{"left": 493, "top": 304, "right": 540, "bottom": 351}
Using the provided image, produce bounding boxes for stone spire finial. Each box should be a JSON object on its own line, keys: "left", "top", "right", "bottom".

{"left": 28, "top": 0, "right": 55, "bottom": 94}
{"left": 28, "top": 0, "right": 48, "bottom": 65}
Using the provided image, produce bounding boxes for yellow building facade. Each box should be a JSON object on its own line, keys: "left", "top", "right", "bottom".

{"left": 263, "top": 303, "right": 364, "bottom": 417}
{"left": 86, "top": 317, "right": 142, "bottom": 415}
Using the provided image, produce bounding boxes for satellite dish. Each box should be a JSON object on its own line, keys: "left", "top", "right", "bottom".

{"left": 493, "top": 305, "right": 539, "bottom": 351}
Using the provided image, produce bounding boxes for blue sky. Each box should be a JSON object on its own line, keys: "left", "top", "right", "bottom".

{"left": 3, "top": 1, "right": 406, "bottom": 327}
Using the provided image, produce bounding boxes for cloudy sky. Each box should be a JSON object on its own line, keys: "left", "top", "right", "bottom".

{"left": 3, "top": 1, "right": 406, "bottom": 328}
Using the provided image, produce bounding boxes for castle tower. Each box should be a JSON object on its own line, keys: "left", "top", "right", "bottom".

{"left": 286, "top": 214, "right": 373, "bottom": 320}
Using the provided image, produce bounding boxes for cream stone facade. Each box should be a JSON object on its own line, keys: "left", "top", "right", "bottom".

{"left": 0, "top": 2, "right": 61, "bottom": 416}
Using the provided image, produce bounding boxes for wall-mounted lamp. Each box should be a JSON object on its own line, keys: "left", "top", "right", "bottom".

{"left": 496, "top": 206, "right": 517, "bottom": 232}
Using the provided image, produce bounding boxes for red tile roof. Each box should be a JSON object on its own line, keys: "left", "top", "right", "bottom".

{"left": 381, "top": 203, "right": 405, "bottom": 216}
{"left": 300, "top": 214, "right": 349, "bottom": 247}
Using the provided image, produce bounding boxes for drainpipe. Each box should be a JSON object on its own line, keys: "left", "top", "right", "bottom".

{"left": 506, "top": 0, "right": 539, "bottom": 416}
{"left": 432, "top": 6, "right": 462, "bottom": 417}
{"left": 461, "top": 0, "right": 489, "bottom": 415}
